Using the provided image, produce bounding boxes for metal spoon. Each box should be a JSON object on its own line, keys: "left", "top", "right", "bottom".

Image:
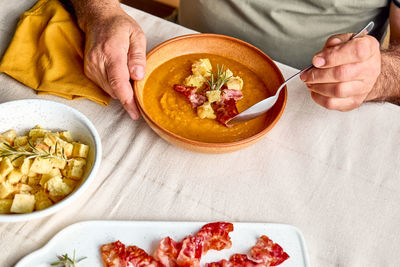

{"left": 228, "top": 21, "right": 375, "bottom": 125}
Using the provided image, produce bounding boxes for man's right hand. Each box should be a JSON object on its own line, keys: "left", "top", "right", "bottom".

{"left": 72, "top": 1, "right": 146, "bottom": 120}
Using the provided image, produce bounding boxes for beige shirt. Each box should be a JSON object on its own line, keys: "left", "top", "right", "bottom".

{"left": 179, "top": 0, "right": 390, "bottom": 68}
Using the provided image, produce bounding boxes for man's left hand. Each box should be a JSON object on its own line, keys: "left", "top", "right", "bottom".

{"left": 300, "top": 34, "right": 381, "bottom": 111}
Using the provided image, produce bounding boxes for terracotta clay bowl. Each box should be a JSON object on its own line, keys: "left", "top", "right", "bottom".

{"left": 134, "top": 34, "right": 287, "bottom": 153}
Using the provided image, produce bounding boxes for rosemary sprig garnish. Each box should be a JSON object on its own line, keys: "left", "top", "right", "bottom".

{"left": 0, "top": 139, "right": 67, "bottom": 162}
{"left": 206, "top": 64, "right": 232, "bottom": 91}
{"left": 51, "top": 250, "right": 87, "bottom": 267}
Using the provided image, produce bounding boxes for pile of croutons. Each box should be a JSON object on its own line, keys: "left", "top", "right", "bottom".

{"left": 184, "top": 58, "right": 244, "bottom": 119}
{"left": 0, "top": 126, "right": 89, "bottom": 214}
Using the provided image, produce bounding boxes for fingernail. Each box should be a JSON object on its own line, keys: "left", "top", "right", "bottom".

{"left": 300, "top": 73, "right": 306, "bottom": 82}
{"left": 132, "top": 66, "right": 145, "bottom": 80}
{"left": 131, "top": 113, "right": 139, "bottom": 120}
{"left": 127, "top": 108, "right": 140, "bottom": 120}
{"left": 330, "top": 37, "right": 342, "bottom": 46}
{"left": 314, "top": 56, "right": 325, "bottom": 67}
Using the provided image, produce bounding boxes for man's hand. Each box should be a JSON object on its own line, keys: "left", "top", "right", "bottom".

{"left": 300, "top": 34, "right": 381, "bottom": 111}
{"left": 83, "top": 8, "right": 146, "bottom": 119}
{"left": 70, "top": 0, "right": 146, "bottom": 120}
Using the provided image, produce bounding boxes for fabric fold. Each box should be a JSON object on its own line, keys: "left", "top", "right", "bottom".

{"left": 0, "top": 0, "right": 110, "bottom": 105}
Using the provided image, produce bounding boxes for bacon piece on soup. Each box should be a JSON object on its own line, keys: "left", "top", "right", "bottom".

{"left": 173, "top": 84, "right": 242, "bottom": 126}
{"left": 197, "top": 222, "right": 234, "bottom": 253}
{"left": 154, "top": 236, "right": 182, "bottom": 267}
{"left": 173, "top": 84, "right": 196, "bottom": 96}
{"left": 219, "top": 89, "right": 243, "bottom": 103}
{"left": 250, "top": 235, "right": 289, "bottom": 266}
{"left": 173, "top": 84, "right": 206, "bottom": 108}
{"left": 176, "top": 235, "right": 204, "bottom": 267}
{"left": 101, "top": 241, "right": 127, "bottom": 267}
{"left": 188, "top": 94, "right": 207, "bottom": 109}
{"left": 213, "top": 99, "right": 239, "bottom": 127}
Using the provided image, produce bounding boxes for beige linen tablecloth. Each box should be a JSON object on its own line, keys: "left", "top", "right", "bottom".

{"left": 1, "top": 1, "right": 400, "bottom": 266}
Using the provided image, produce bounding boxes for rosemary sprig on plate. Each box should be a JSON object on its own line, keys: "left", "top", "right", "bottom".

{"left": 50, "top": 250, "right": 87, "bottom": 267}
{"left": 0, "top": 139, "right": 67, "bottom": 162}
{"left": 206, "top": 64, "right": 232, "bottom": 91}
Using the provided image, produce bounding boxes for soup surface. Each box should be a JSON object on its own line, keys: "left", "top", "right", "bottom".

{"left": 143, "top": 54, "right": 270, "bottom": 143}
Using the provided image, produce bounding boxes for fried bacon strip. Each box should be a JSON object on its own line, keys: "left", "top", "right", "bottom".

{"left": 101, "top": 224, "right": 289, "bottom": 267}
{"left": 206, "top": 254, "right": 265, "bottom": 267}
{"left": 173, "top": 84, "right": 206, "bottom": 108}
{"left": 211, "top": 87, "right": 244, "bottom": 127}
{"left": 156, "top": 222, "right": 234, "bottom": 267}
{"left": 212, "top": 99, "right": 239, "bottom": 127}
{"left": 197, "top": 222, "right": 234, "bottom": 253}
{"left": 126, "top": 245, "right": 162, "bottom": 267}
{"left": 101, "top": 241, "right": 127, "bottom": 267}
{"left": 219, "top": 89, "right": 243, "bottom": 103}
{"left": 176, "top": 235, "right": 204, "bottom": 267}
{"left": 205, "top": 235, "right": 289, "bottom": 267}
{"left": 101, "top": 241, "right": 161, "bottom": 267}
{"left": 250, "top": 235, "right": 289, "bottom": 266}
{"left": 155, "top": 237, "right": 182, "bottom": 267}
{"left": 173, "top": 84, "right": 244, "bottom": 127}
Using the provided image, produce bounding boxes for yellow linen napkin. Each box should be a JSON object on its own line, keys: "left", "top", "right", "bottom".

{"left": 0, "top": 0, "right": 110, "bottom": 105}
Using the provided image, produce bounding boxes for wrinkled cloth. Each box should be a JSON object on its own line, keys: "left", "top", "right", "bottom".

{"left": 179, "top": 0, "right": 389, "bottom": 69}
{"left": 0, "top": 2, "right": 400, "bottom": 267}
{"left": 0, "top": 0, "right": 110, "bottom": 105}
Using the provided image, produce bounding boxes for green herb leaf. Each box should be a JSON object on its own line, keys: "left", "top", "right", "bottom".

{"left": 50, "top": 250, "right": 87, "bottom": 267}
{"left": 0, "top": 139, "right": 68, "bottom": 162}
{"left": 206, "top": 64, "right": 232, "bottom": 91}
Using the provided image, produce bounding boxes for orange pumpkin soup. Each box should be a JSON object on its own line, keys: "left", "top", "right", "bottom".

{"left": 143, "top": 54, "right": 270, "bottom": 143}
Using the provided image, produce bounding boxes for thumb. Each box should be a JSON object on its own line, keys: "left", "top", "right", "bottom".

{"left": 128, "top": 30, "right": 146, "bottom": 80}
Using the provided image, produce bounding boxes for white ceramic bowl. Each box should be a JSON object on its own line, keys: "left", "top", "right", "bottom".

{"left": 0, "top": 99, "right": 102, "bottom": 222}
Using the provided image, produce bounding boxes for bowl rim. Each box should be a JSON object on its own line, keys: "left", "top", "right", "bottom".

{"left": 134, "top": 33, "right": 287, "bottom": 148}
{"left": 0, "top": 99, "right": 102, "bottom": 222}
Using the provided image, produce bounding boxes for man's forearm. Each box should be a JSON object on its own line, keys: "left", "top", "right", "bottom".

{"left": 370, "top": 46, "right": 400, "bottom": 105}
{"left": 375, "top": 2, "right": 400, "bottom": 105}
{"left": 68, "top": 0, "right": 121, "bottom": 32}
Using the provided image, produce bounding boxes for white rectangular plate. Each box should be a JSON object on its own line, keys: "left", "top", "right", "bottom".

{"left": 16, "top": 221, "right": 310, "bottom": 267}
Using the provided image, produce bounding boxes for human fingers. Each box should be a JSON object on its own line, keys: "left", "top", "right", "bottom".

{"left": 85, "top": 48, "right": 140, "bottom": 119}
{"left": 302, "top": 48, "right": 381, "bottom": 85}
{"left": 104, "top": 52, "right": 140, "bottom": 120}
{"left": 128, "top": 26, "right": 146, "bottom": 80}
{"left": 311, "top": 35, "right": 379, "bottom": 69}
{"left": 82, "top": 13, "right": 142, "bottom": 119}
{"left": 323, "top": 33, "right": 353, "bottom": 48}
{"left": 301, "top": 61, "right": 366, "bottom": 84}
{"left": 310, "top": 91, "right": 365, "bottom": 111}
{"left": 306, "top": 81, "right": 367, "bottom": 98}
{"left": 300, "top": 31, "right": 381, "bottom": 111}
{"left": 304, "top": 51, "right": 381, "bottom": 111}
